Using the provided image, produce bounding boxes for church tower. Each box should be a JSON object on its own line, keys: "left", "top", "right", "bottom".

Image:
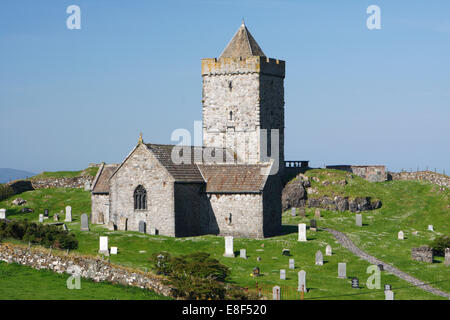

{"left": 201, "top": 21, "right": 285, "bottom": 173}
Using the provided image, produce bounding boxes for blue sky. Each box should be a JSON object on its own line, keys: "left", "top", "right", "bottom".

{"left": 0, "top": 0, "right": 449, "bottom": 174}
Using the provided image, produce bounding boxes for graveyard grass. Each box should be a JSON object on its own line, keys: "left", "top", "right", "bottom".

{"left": 0, "top": 169, "right": 449, "bottom": 300}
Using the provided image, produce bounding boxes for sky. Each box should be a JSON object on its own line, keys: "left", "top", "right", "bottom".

{"left": 0, "top": 0, "right": 449, "bottom": 174}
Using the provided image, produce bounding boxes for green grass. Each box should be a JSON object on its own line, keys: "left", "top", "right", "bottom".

{"left": 30, "top": 166, "right": 99, "bottom": 180}
{"left": 0, "top": 170, "right": 448, "bottom": 300}
{"left": 0, "top": 261, "right": 170, "bottom": 300}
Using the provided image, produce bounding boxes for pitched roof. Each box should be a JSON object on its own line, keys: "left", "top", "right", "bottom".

{"left": 92, "top": 163, "right": 119, "bottom": 194}
{"left": 197, "top": 163, "right": 272, "bottom": 193}
{"left": 220, "top": 22, "right": 265, "bottom": 58}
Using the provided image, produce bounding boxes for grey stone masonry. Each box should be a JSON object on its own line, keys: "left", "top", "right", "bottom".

{"left": 445, "top": 248, "right": 450, "bottom": 266}
{"left": 411, "top": 246, "right": 433, "bottom": 263}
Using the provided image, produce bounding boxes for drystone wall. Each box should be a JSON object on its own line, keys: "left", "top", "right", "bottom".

{"left": 388, "top": 171, "right": 449, "bottom": 188}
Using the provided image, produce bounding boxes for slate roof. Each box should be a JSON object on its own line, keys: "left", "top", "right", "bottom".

{"left": 92, "top": 164, "right": 119, "bottom": 194}
{"left": 197, "top": 163, "right": 272, "bottom": 193}
{"left": 220, "top": 22, "right": 266, "bottom": 58}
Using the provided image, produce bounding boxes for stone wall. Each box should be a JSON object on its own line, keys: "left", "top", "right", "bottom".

{"left": 388, "top": 171, "right": 449, "bottom": 188}
{"left": 326, "top": 165, "right": 386, "bottom": 182}
{"left": 411, "top": 246, "right": 434, "bottom": 263}
{"left": 0, "top": 243, "right": 173, "bottom": 297}
{"left": 29, "top": 176, "right": 94, "bottom": 189}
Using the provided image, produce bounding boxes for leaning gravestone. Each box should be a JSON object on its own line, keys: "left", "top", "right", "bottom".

{"left": 298, "top": 270, "right": 307, "bottom": 292}
{"left": 0, "top": 209, "right": 6, "bottom": 220}
{"left": 445, "top": 248, "right": 450, "bottom": 267}
{"left": 65, "top": 206, "right": 72, "bottom": 222}
{"left": 398, "top": 231, "right": 404, "bottom": 240}
{"left": 315, "top": 250, "right": 323, "bottom": 266}
{"left": 223, "top": 236, "right": 235, "bottom": 257}
{"left": 272, "top": 286, "right": 281, "bottom": 300}
{"left": 280, "top": 269, "right": 286, "bottom": 280}
{"left": 240, "top": 249, "right": 247, "bottom": 259}
{"left": 338, "top": 262, "right": 347, "bottom": 278}
{"left": 325, "top": 245, "right": 332, "bottom": 256}
{"left": 355, "top": 214, "right": 362, "bottom": 227}
{"left": 385, "top": 290, "right": 394, "bottom": 300}
{"left": 99, "top": 236, "right": 109, "bottom": 255}
{"left": 298, "top": 223, "right": 307, "bottom": 242}
{"left": 80, "top": 213, "right": 89, "bottom": 231}
{"left": 39, "top": 214, "right": 44, "bottom": 223}
{"left": 289, "top": 259, "right": 295, "bottom": 270}
{"left": 138, "top": 221, "right": 146, "bottom": 233}
{"left": 291, "top": 207, "right": 296, "bottom": 217}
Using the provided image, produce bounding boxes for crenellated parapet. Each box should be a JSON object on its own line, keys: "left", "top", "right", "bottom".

{"left": 202, "top": 56, "right": 285, "bottom": 78}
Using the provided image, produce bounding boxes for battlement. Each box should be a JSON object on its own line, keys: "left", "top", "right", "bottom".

{"left": 202, "top": 56, "right": 285, "bottom": 78}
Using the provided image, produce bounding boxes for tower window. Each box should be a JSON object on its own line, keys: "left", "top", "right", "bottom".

{"left": 228, "top": 81, "right": 232, "bottom": 91}
{"left": 229, "top": 111, "right": 233, "bottom": 121}
{"left": 134, "top": 185, "right": 147, "bottom": 210}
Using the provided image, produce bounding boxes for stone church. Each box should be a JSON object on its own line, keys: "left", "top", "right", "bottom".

{"left": 91, "top": 22, "right": 293, "bottom": 238}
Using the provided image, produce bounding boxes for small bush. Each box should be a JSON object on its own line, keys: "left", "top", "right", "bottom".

{"left": 431, "top": 235, "right": 450, "bottom": 256}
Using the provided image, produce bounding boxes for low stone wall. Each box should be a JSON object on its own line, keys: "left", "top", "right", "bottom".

{"left": 411, "top": 246, "right": 433, "bottom": 263}
{"left": 388, "top": 171, "right": 449, "bottom": 188}
{"left": 0, "top": 243, "right": 173, "bottom": 297}
{"left": 29, "top": 176, "right": 94, "bottom": 189}
{"left": 326, "top": 165, "right": 386, "bottom": 182}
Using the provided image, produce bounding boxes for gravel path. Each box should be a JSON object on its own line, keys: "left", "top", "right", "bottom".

{"left": 324, "top": 227, "right": 450, "bottom": 299}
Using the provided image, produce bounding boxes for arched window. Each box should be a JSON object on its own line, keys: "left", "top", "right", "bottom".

{"left": 134, "top": 185, "right": 147, "bottom": 210}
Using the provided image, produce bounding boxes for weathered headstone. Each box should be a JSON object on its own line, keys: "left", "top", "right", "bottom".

{"left": 0, "top": 209, "right": 6, "bottom": 219}
{"left": 385, "top": 290, "right": 394, "bottom": 300}
{"left": 398, "top": 231, "right": 404, "bottom": 240}
{"left": 428, "top": 225, "right": 434, "bottom": 231}
{"left": 351, "top": 277, "right": 359, "bottom": 289}
{"left": 289, "top": 258, "right": 295, "bottom": 270}
{"left": 355, "top": 214, "right": 362, "bottom": 227}
{"left": 280, "top": 269, "right": 286, "bottom": 280}
{"left": 80, "top": 213, "right": 89, "bottom": 231}
{"left": 223, "top": 236, "right": 235, "bottom": 257}
{"left": 39, "top": 214, "right": 44, "bottom": 223}
{"left": 240, "top": 249, "right": 247, "bottom": 259}
{"left": 310, "top": 219, "right": 317, "bottom": 231}
{"left": 298, "top": 270, "right": 307, "bottom": 292}
{"left": 282, "top": 249, "right": 290, "bottom": 256}
{"left": 315, "top": 209, "right": 321, "bottom": 218}
{"left": 44, "top": 209, "right": 49, "bottom": 217}
{"left": 118, "top": 217, "right": 128, "bottom": 231}
{"left": 299, "top": 208, "right": 306, "bottom": 217}
{"left": 291, "top": 207, "right": 296, "bottom": 217}
{"left": 64, "top": 206, "right": 72, "bottom": 222}
{"left": 445, "top": 248, "right": 450, "bottom": 266}
{"left": 99, "top": 236, "right": 109, "bottom": 255}
{"left": 53, "top": 214, "right": 59, "bottom": 222}
{"left": 138, "top": 221, "right": 146, "bottom": 233}
{"left": 110, "top": 247, "right": 118, "bottom": 255}
{"left": 315, "top": 250, "right": 323, "bottom": 266}
{"left": 62, "top": 224, "right": 68, "bottom": 231}
{"left": 338, "top": 262, "right": 347, "bottom": 278}
{"left": 378, "top": 264, "right": 384, "bottom": 271}
{"left": 272, "top": 286, "right": 281, "bottom": 300}
{"left": 298, "top": 223, "right": 307, "bottom": 242}
{"left": 325, "top": 245, "right": 332, "bottom": 256}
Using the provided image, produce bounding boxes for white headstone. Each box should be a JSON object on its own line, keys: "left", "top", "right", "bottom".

{"left": 65, "top": 206, "right": 72, "bottom": 222}
{"left": 338, "top": 262, "right": 347, "bottom": 278}
{"left": 385, "top": 290, "right": 394, "bottom": 300}
{"left": 398, "top": 231, "right": 404, "bottom": 240}
{"left": 325, "top": 245, "right": 332, "bottom": 256}
{"left": 223, "top": 236, "right": 235, "bottom": 257}
{"left": 298, "top": 270, "right": 307, "bottom": 292}
{"left": 99, "top": 236, "right": 109, "bottom": 254}
{"left": 39, "top": 214, "right": 44, "bottom": 223}
{"left": 280, "top": 269, "right": 286, "bottom": 280}
{"left": 315, "top": 250, "right": 323, "bottom": 265}
{"left": 240, "top": 249, "right": 247, "bottom": 259}
{"left": 289, "top": 258, "right": 295, "bottom": 270}
{"left": 272, "top": 286, "right": 281, "bottom": 300}
{"left": 428, "top": 225, "right": 434, "bottom": 231}
{"left": 0, "top": 209, "right": 6, "bottom": 219}
{"left": 291, "top": 207, "right": 296, "bottom": 217}
{"left": 298, "top": 223, "right": 307, "bottom": 242}
{"left": 110, "top": 247, "right": 118, "bottom": 255}
{"left": 356, "top": 214, "right": 362, "bottom": 227}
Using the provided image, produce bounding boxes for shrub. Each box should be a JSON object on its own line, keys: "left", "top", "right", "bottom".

{"left": 431, "top": 235, "right": 450, "bottom": 256}
{"left": 0, "top": 184, "right": 14, "bottom": 202}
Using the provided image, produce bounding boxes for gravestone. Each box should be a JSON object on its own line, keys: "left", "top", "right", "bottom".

{"left": 428, "top": 225, "right": 434, "bottom": 231}
{"left": 240, "top": 249, "right": 247, "bottom": 259}
{"left": 325, "top": 245, "right": 332, "bottom": 256}
{"left": 351, "top": 277, "right": 359, "bottom": 289}
{"left": 310, "top": 219, "right": 317, "bottom": 231}
{"left": 223, "top": 236, "right": 235, "bottom": 257}
{"left": 149, "top": 227, "right": 158, "bottom": 235}
{"left": 138, "top": 221, "right": 146, "bottom": 233}
{"left": 412, "top": 230, "right": 418, "bottom": 235}
{"left": 445, "top": 248, "right": 450, "bottom": 266}
{"left": 62, "top": 224, "right": 68, "bottom": 231}
{"left": 282, "top": 249, "right": 290, "bottom": 256}
{"left": 378, "top": 264, "right": 384, "bottom": 271}
{"left": 356, "top": 214, "right": 362, "bottom": 227}
{"left": 385, "top": 290, "right": 394, "bottom": 300}
{"left": 99, "top": 236, "right": 109, "bottom": 255}
{"left": 280, "top": 269, "right": 286, "bottom": 280}
{"left": 298, "top": 270, "right": 307, "bottom": 292}
{"left": 118, "top": 217, "right": 128, "bottom": 231}
{"left": 256, "top": 257, "right": 261, "bottom": 262}
{"left": 0, "top": 209, "right": 6, "bottom": 219}
{"left": 107, "top": 221, "right": 116, "bottom": 231}
{"left": 315, "top": 250, "right": 323, "bottom": 266}
{"left": 289, "top": 259, "right": 295, "bottom": 270}
{"left": 384, "top": 284, "right": 392, "bottom": 292}
{"left": 80, "top": 213, "right": 89, "bottom": 231}
{"left": 39, "top": 214, "right": 44, "bottom": 223}
{"left": 338, "top": 262, "right": 347, "bottom": 278}
{"left": 64, "top": 206, "right": 72, "bottom": 222}
{"left": 252, "top": 267, "right": 260, "bottom": 277}
{"left": 315, "top": 209, "right": 321, "bottom": 218}
{"left": 272, "top": 286, "right": 281, "bottom": 300}
{"left": 299, "top": 208, "right": 306, "bottom": 217}
{"left": 291, "top": 207, "right": 296, "bottom": 217}
{"left": 53, "top": 214, "right": 59, "bottom": 222}
{"left": 398, "top": 231, "right": 404, "bottom": 240}
{"left": 298, "top": 223, "right": 307, "bottom": 242}
{"left": 110, "top": 247, "right": 118, "bottom": 255}
{"left": 44, "top": 209, "right": 49, "bottom": 217}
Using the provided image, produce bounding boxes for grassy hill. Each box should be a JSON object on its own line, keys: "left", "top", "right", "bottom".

{"left": 0, "top": 169, "right": 448, "bottom": 300}
{"left": 29, "top": 166, "right": 99, "bottom": 180}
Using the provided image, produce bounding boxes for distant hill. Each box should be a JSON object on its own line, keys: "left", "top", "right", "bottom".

{"left": 0, "top": 168, "right": 36, "bottom": 184}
